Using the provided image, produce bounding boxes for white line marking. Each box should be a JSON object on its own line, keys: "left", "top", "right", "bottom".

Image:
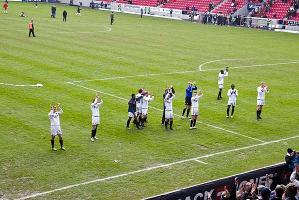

{"left": 193, "top": 159, "right": 208, "bottom": 165}
{"left": 0, "top": 83, "right": 43, "bottom": 87}
{"left": 197, "top": 121, "right": 265, "bottom": 142}
{"left": 67, "top": 70, "right": 196, "bottom": 83}
{"left": 200, "top": 61, "right": 299, "bottom": 72}
{"left": 67, "top": 82, "right": 263, "bottom": 142}
{"left": 67, "top": 59, "right": 299, "bottom": 83}
{"left": 17, "top": 135, "right": 299, "bottom": 200}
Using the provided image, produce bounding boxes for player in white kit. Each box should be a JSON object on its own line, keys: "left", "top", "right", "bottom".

{"left": 217, "top": 67, "right": 228, "bottom": 100}
{"left": 164, "top": 92, "right": 175, "bottom": 130}
{"left": 91, "top": 94, "right": 103, "bottom": 142}
{"left": 48, "top": 104, "right": 65, "bottom": 151}
{"left": 256, "top": 82, "right": 269, "bottom": 120}
{"left": 141, "top": 91, "right": 154, "bottom": 127}
{"left": 190, "top": 90, "right": 203, "bottom": 129}
{"left": 226, "top": 84, "right": 238, "bottom": 118}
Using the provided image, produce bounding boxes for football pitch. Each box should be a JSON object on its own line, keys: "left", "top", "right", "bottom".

{"left": 0, "top": 2, "right": 299, "bottom": 199}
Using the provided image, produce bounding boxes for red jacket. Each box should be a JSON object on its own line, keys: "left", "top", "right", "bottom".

{"left": 3, "top": 3, "right": 8, "bottom": 9}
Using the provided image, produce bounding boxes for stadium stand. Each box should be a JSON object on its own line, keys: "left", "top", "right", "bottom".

{"left": 212, "top": 0, "right": 246, "bottom": 14}
{"left": 116, "top": 0, "right": 160, "bottom": 6}
{"left": 161, "top": 0, "right": 222, "bottom": 12}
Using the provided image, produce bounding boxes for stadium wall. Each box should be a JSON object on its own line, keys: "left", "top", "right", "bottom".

{"left": 144, "top": 163, "right": 291, "bottom": 200}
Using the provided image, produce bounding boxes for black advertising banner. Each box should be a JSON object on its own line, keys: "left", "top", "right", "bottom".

{"left": 146, "top": 163, "right": 291, "bottom": 200}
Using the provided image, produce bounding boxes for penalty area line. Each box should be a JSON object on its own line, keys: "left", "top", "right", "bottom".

{"left": 67, "top": 59, "right": 299, "bottom": 83}
{"left": 67, "top": 82, "right": 264, "bottom": 143}
{"left": 17, "top": 135, "right": 299, "bottom": 200}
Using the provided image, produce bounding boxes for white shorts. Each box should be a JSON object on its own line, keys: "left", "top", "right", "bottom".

{"left": 228, "top": 100, "right": 236, "bottom": 106}
{"left": 137, "top": 107, "right": 142, "bottom": 115}
{"left": 142, "top": 108, "right": 148, "bottom": 116}
{"left": 257, "top": 99, "right": 265, "bottom": 106}
{"left": 191, "top": 107, "right": 199, "bottom": 116}
{"left": 218, "top": 83, "right": 223, "bottom": 89}
{"left": 92, "top": 116, "right": 100, "bottom": 125}
{"left": 128, "top": 112, "right": 135, "bottom": 118}
{"left": 165, "top": 110, "right": 173, "bottom": 119}
{"left": 51, "top": 126, "right": 62, "bottom": 136}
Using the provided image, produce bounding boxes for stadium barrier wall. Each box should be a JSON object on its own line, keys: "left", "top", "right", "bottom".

{"left": 144, "top": 163, "right": 291, "bottom": 200}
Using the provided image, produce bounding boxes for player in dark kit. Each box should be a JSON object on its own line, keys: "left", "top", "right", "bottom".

{"left": 182, "top": 81, "right": 197, "bottom": 118}
{"left": 161, "top": 86, "right": 175, "bottom": 125}
{"left": 126, "top": 94, "right": 140, "bottom": 129}
{"left": 110, "top": 12, "right": 114, "bottom": 25}
{"left": 51, "top": 5, "right": 56, "bottom": 18}
{"left": 28, "top": 19, "right": 35, "bottom": 37}
{"left": 63, "top": 10, "right": 67, "bottom": 22}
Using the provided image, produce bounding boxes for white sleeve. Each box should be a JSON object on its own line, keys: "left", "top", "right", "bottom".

{"left": 97, "top": 99, "right": 103, "bottom": 108}
{"left": 48, "top": 110, "right": 54, "bottom": 118}
{"left": 58, "top": 107, "right": 63, "bottom": 114}
{"left": 91, "top": 98, "right": 98, "bottom": 106}
{"left": 224, "top": 71, "right": 228, "bottom": 77}
{"left": 236, "top": 90, "right": 238, "bottom": 96}
{"left": 227, "top": 89, "right": 231, "bottom": 97}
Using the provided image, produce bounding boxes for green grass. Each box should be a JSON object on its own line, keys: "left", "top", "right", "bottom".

{"left": 0, "top": 2, "right": 299, "bottom": 199}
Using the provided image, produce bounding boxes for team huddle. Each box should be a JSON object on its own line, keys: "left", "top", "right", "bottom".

{"left": 48, "top": 68, "right": 269, "bottom": 151}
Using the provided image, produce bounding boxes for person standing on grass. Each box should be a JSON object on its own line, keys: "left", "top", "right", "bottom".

{"left": 110, "top": 11, "right": 114, "bottom": 25}
{"left": 161, "top": 86, "right": 175, "bottom": 125}
{"left": 126, "top": 94, "right": 140, "bottom": 129}
{"left": 63, "top": 10, "right": 67, "bottom": 22}
{"left": 90, "top": 94, "right": 103, "bottom": 142}
{"left": 164, "top": 91, "right": 175, "bottom": 130}
{"left": 182, "top": 81, "right": 197, "bottom": 119}
{"left": 217, "top": 67, "right": 229, "bottom": 100}
{"left": 141, "top": 91, "right": 154, "bottom": 128}
{"left": 256, "top": 81, "right": 269, "bottom": 120}
{"left": 28, "top": 19, "right": 36, "bottom": 37}
{"left": 76, "top": 6, "right": 81, "bottom": 16}
{"left": 226, "top": 84, "right": 238, "bottom": 118}
{"left": 190, "top": 90, "right": 203, "bottom": 129}
{"left": 3, "top": 2, "right": 8, "bottom": 14}
{"left": 140, "top": 7, "right": 144, "bottom": 18}
{"left": 49, "top": 104, "right": 65, "bottom": 151}
{"left": 51, "top": 5, "right": 56, "bottom": 18}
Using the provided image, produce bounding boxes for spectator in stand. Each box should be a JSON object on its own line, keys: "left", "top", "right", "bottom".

{"left": 271, "top": 185, "right": 285, "bottom": 200}
{"left": 220, "top": 185, "right": 231, "bottom": 200}
{"left": 260, "top": 187, "right": 271, "bottom": 200}
{"left": 285, "top": 148, "right": 296, "bottom": 171}
{"left": 290, "top": 164, "right": 299, "bottom": 187}
{"left": 283, "top": 183, "right": 298, "bottom": 200}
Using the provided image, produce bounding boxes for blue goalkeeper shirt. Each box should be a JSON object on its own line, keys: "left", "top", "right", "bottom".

{"left": 186, "top": 85, "right": 197, "bottom": 98}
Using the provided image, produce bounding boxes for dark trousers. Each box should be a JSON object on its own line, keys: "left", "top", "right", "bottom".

{"left": 63, "top": 16, "right": 67, "bottom": 22}
{"left": 161, "top": 106, "right": 166, "bottom": 124}
{"left": 111, "top": 18, "right": 114, "bottom": 25}
{"left": 29, "top": 29, "right": 35, "bottom": 37}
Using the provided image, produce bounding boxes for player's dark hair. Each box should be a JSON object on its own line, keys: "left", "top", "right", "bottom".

{"left": 287, "top": 148, "right": 293, "bottom": 154}
{"left": 131, "top": 94, "right": 135, "bottom": 98}
{"left": 220, "top": 70, "right": 224, "bottom": 74}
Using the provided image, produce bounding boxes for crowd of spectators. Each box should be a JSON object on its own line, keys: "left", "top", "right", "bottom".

{"left": 201, "top": 12, "right": 245, "bottom": 26}
{"left": 218, "top": 148, "right": 299, "bottom": 200}
{"left": 248, "top": 0, "right": 299, "bottom": 19}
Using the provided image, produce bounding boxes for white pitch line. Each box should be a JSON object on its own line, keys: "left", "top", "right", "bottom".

{"left": 193, "top": 159, "right": 208, "bottom": 165}
{"left": 17, "top": 135, "right": 299, "bottom": 200}
{"left": 200, "top": 61, "right": 299, "bottom": 72}
{"left": 67, "top": 82, "right": 261, "bottom": 142}
{"left": 0, "top": 83, "right": 43, "bottom": 87}
{"left": 67, "top": 70, "right": 196, "bottom": 83}
{"left": 67, "top": 59, "right": 299, "bottom": 83}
